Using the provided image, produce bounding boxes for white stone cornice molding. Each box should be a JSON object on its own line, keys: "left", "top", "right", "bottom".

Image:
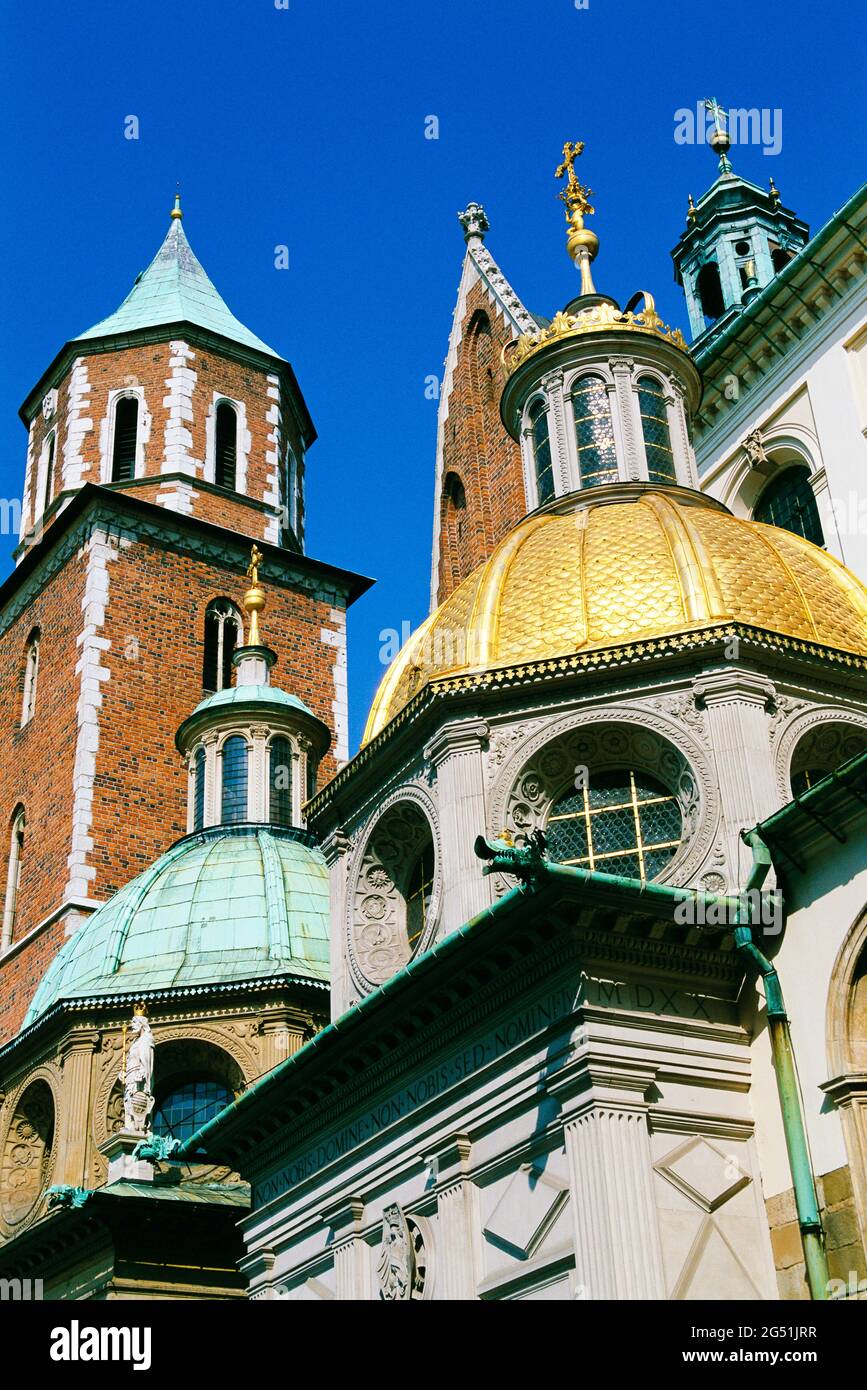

{"left": 423, "top": 719, "right": 489, "bottom": 768}
{"left": 320, "top": 827, "right": 351, "bottom": 868}
{"left": 693, "top": 669, "right": 776, "bottom": 710}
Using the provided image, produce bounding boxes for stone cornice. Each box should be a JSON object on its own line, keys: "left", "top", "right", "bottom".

{"left": 309, "top": 623, "right": 867, "bottom": 820}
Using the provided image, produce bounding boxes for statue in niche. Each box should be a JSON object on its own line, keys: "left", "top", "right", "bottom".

{"left": 120, "top": 1005, "right": 155, "bottom": 1135}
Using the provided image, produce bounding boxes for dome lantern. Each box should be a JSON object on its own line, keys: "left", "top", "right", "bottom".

{"left": 176, "top": 546, "right": 331, "bottom": 833}
{"left": 500, "top": 141, "right": 701, "bottom": 514}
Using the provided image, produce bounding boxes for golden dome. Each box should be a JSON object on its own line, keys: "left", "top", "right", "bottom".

{"left": 363, "top": 487, "right": 867, "bottom": 745}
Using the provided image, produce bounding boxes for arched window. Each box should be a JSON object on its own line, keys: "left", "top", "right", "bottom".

{"left": 754, "top": 465, "right": 824, "bottom": 546}
{"left": 193, "top": 747, "right": 206, "bottom": 831}
{"left": 696, "top": 262, "right": 725, "bottom": 322}
{"left": 42, "top": 433, "right": 56, "bottom": 514}
{"left": 571, "top": 375, "right": 618, "bottom": 487}
{"left": 546, "top": 769, "right": 682, "bottom": 883}
{"left": 111, "top": 396, "right": 139, "bottom": 482}
{"left": 214, "top": 402, "right": 238, "bottom": 490}
{"left": 221, "top": 737, "right": 248, "bottom": 824}
{"left": 21, "top": 632, "right": 40, "bottom": 727}
{"left": 269, "top": 736, "right": 293, "bottom": 827}
{"left": 1, "top": 808, "right": 25, "bottom": 951}
{"left": 405, "top": 841, "right": 435, "bottom": 954}
{"left": 637, "top": 376, "right": 676, "bottom": 484}
{"left": 202, "top": 599, "right": 242, "bottom": 693}
{"left": 153, "top": 1077, "right": 233, "bottom": 1143}
{"left": 529, "top": 398, "right": 554, "bottom": 505}
{"left": 444, "top": 471, "right": 466, "bottom": 511}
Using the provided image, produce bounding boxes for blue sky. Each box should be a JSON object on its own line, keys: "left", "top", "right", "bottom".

{"left": 1, "top": 0, "right": 864, "bottom": 750}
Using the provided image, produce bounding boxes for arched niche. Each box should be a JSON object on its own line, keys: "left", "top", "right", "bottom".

{"left": 0, "top": 1078, "right": 56, "bottom": 1231}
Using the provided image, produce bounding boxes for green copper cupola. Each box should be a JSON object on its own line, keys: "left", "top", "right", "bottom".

{"left": 671, "top": 100, "right": 809, "bottom": 344}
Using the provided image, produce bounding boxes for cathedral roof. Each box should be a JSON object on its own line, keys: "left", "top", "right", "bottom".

{"left": 364, "top": 486, "right": 867, "bottom": 744}
{"left": 74, "top": 203, "right": 281, "bottom": 360}
{"left": 23, "top": 826, "right": 329, "bottom": 1028}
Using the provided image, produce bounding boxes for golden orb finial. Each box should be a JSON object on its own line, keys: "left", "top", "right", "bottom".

{"left": 554, "top": 140, "right": 598, "bottom": 293}
{"left": 171, "top": 186, "right": 183, "bottom": 221}
{"left": 243, "top": 544, "right": 266, "bottom": 647}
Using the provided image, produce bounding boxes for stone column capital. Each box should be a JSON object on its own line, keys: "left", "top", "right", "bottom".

{"left": 321, "top": 827, "right": 352, "bottom": 867}
{"left": 321, "top": 1194, "right": 366, "bottom": 1241}
{"left": 547, "top": 1051, "right": 659, "bottom": 1115}
{"left": 423, "top": 1132, "right": 473, "bottom": 1187}
{"left": 693, "top": 669, "right": 776, "bottom": 710}
{"left": 58, "top": 1029, "right": 101, "bottom": 1062}
{"left": 424, "top": 720, "right": 489, "bottom": 768}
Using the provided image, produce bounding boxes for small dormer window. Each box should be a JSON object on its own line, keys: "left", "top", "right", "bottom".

{"left": 111, "top": 397, "right": 139, "bottom": 482}
{"left": 529, "top": 399, "right": 554, "bottom": 505}
{"left": 571, "top": 375, "right": 618, "bottom": 488}
{"left": 215, "top": 402, "right": 238, "bottom": 490}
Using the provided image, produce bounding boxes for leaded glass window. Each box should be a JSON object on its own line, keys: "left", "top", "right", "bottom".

{"left": 529, "top": 399, "right": 555, "bottom": 505}
{"left": 221, "top": 736, "right": 248, "bottom": 824}
{"left": 153, "top": 1078, "right": 233, "bottom": 1143}
{"left": 637, "top": 376, "right": 676, "bottom": 484}
{"left": 193, "top": 747, "right": 206, "bottom": 831}
{"left": 546, "top": 769, "right": 682, "bottom": 883}
{"left": 406, "top": 843, "right": 435, "bottom": 953}
{"left": 571, "top": 375, "right": 618, "bottom": 487}
{"left": 111, "top": 397, "right": 139, "bottom": 482}
{"left": 269, "top": 736, "right": 293, "bottom": 827}
{"left": 754, "top": 466, "right": 824, "bottom": 546}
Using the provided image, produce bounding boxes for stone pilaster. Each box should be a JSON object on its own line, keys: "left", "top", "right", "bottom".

{"left": 424, "top": 720, "right": 492, "bottom": 934}
{"left": 541, "top": 369, "right": 571, "bottom": 494}
{"left": 321, "top": 826, "right": 352, "bottom": 1018}
{"left": 692, "top": 668, "right": 778, "bottom": 884}
{"left": 610, "top": 357, "right": 638, "bottom": 481}
{"left": 549, "top": 1055, "right": 665, "bottom": 1300}
{"left": 322, "top": 1196, "right": 370, "bottom": 1300}
{"left": 425, "top": 1133, "right": 480, "bottom": 1299}
{"left": 55, "top": 1030, "right": 100, "bottom": 1187}
{"left": 258, "top": 1008, "right": 309, "bottom": 1075}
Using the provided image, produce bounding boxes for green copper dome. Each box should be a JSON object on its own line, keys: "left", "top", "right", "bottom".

{"left": 23, "top": 826, "right": 329, "bottom": 1028}
{"left": 189, "top": 685, "right": 315, "bottom": 719}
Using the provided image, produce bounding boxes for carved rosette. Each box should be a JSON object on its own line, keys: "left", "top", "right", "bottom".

{"left": 0, "top": 1075, "right": 58, "bottom": 1234}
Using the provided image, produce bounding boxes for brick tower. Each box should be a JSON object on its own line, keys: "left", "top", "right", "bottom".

{"left": 0, "top": 197, "right": 370, "bottom": 1040}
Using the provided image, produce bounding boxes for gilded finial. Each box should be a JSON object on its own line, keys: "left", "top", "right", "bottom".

{"left": 687, "top": 192, "right": 697, "bottom": 224}
{"left": 554, "top": 140, "right": 598, "bottom": 294}
{"left": 171, "top": 185, "right": 183, "bottom": 221}
{"left": 243, "top": 545, "right": 266, "bottom": 647}
{"left": 703, "top": 98, "right": 733, "bottom": 175}
{"left": 769, "top": 176, "right": 781, "bottom": 208}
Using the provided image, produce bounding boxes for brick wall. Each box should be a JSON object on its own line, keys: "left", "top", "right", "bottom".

{"left": 21, "top": 339, "right": 306, "bottom": 550}
{"left": 434, "top": 279, "right": 526, "bottom": 606}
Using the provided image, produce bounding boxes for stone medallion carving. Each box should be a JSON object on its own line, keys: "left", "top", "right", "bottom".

{"left": 489, "top": 707, "right": 720, "bottom": 888}
{"left": 0, "top": 1075, "right": 57, "bottom": 1234}
{"left": 347, "top": 787, "right": 441, "bottom": 996}
{"left": 377, "top": 1204, "right": 428, "bottom": 1301}
{"left": 773, "top": 707, "right": 867, "bottom": 801}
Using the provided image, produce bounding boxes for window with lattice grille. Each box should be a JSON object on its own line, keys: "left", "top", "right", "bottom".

{"left": 754, "top": 466, "right": 824, "bottom": 546}
{"left": 637, "top": 377, "right": 676, "bottom": 484}
{"left": 572, "top": 375, "right": 618, "bottom": 487}
{"left": 546, "top": 769, "right": 682, "bottom": 883}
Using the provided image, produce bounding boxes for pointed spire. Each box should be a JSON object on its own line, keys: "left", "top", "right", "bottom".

{"left": 171, "top": 185, "right": 183, "bottom": 221}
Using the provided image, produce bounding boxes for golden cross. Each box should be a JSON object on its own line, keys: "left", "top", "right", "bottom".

{"left": 555, "top": 139, "right": 593, "bottom": 217}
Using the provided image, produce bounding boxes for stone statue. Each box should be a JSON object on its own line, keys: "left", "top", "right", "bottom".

{"left": 120, "top": 1008, "right": 155, "bottom": 1136}
{"left": 376, "top": 1204, "right": 427, "bottom": 1300}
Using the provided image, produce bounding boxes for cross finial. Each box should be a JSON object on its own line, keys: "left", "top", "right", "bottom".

{"left": 244, "top": 545, "right": 266, "bottom": 646}
{"left": 703, "top": 98, "right": 733, "bottom": 175}
{"left": 555, "top": 140, "right": 593, "bottom": 217}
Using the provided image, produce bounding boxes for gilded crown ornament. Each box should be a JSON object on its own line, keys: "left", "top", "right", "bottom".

{"left": 244, "top": 544, "right": 266, "bottom": 647}
{"left": 502, "top": 291, "right": 688, "bottom": 376}
{"left": 555, "top": 139, "right": 598, "bottom": 292}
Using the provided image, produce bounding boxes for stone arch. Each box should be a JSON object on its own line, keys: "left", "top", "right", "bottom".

{"left": 773, "top": 706, "right": 867, "bottom": 801}
{"left": 489, "top": 707, "right": 721, "bottom": 888}
{"left": 346, "top": 786, "right": 442, "bottom": 995}
{"left": 0, "top": 1074, "right": 57, "bottom": 1234}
